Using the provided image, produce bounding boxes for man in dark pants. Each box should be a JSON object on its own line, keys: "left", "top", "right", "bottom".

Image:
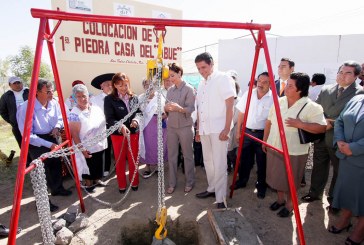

{"left": 301, "top": 61, "right": 364, "bottom": 212}
{"left": 17, "top": 79, "right": 72, "bottom": 211}
{"left": 232, "top": 72, "right": 273, "bottom": 199}
{"left": 0, "top": 76, "right": 31, "bottom": 165}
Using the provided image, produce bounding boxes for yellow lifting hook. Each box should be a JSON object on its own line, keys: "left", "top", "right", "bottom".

{"left": 155, "top": 206, "right": 168, "bottom": 240}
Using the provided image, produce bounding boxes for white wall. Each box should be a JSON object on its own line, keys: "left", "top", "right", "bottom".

{"left": 218, "top": 34, "right": 364, "bottom": 95}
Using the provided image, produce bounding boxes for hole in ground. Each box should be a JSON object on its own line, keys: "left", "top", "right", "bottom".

{"left": 120, "top": 219, "right": 199, "bottom": 245}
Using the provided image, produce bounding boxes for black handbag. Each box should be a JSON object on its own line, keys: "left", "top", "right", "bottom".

{"left": 296, "top": 103, "right": 325, "bottom": 144}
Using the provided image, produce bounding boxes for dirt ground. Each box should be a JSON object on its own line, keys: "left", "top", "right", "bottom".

{"left": 0, "top": 159, "right": 354, "bottom": 245}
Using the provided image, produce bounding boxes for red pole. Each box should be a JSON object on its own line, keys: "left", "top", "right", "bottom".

{"left": 30, "top": 8, "right": 271, "bottom": 31}
{"left": 24, "top": 140, "right": 70, "bottom": 174}
{"left": 260, "top": 30, "right": 305, "bottom": 245}
{"left": 230, "top": 30, "right": 262, "bottom": 198}
{"left": 8, "top": 17, "right": 47, "bottom": 245}
{"left": 45, "top": 21, "right": 85, "bottom": 212}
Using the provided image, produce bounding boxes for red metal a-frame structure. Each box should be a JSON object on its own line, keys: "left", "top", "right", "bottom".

{"left": 8, "top": 8, "right": 306, "bottom": 245}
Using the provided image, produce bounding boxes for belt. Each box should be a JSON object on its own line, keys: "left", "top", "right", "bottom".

{"left": 246, "top": 128, "right": 264, "bottom": 133}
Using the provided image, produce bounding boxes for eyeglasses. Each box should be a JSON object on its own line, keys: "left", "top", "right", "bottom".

{"left": 38, "top": 90, "right": 54, "bottom": 95}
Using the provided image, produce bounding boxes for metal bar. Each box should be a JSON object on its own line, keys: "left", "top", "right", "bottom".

{"left": 48, "top": 19, "right": 62, "bottom": 40}
{"left": 243, "top": 133, "right": 283, "bottom": 154}
{"left": 31, "top": 8, "right": 271, "bottom": 31}
{"left": 250, "top": 30, "right": 258, "bottom": 44}
{"left": 260, "top": 30, "right": 306, "bottom": 245}
{"left": 24, "top": 140, "right": 70, "bottom": 174}
{"left": 8, "top": 17, "right": 47, "bottom": 245}
{"left": 45, "top": 21, "right": 85, "bottom": 212}
{"left": 229, "top": 29, "right": 262, "bottom": 199}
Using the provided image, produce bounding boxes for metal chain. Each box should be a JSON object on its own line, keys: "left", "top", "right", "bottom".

{"left": 27, "top": 76, "right": 166, "bottom": 245}
{"left": 30, "top": 159, "right": 56, "bottom": 245}
{"left": 155, "top": 63, "right": 166, "bottom": 212}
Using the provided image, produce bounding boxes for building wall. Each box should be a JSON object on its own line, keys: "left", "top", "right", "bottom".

{"left": 51, "top": 0, "right": 182, "bottom": 97}
{"left": 218, "top": 34, "right": 364, "bottom": 94}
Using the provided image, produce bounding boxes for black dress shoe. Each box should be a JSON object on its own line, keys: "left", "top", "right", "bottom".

{"left": 277, "top": 207, "right": 293, "bottom": 218}
{"left": 131, "top": 186, "right": 138, "bottom": 191}
{"left": 0, "top": 225, "right": 21, "bottom": 237}
{"left": 257, "top": 191, "right": 266, "bottom": 199}
{"left": 195, "top": 191, "right": 215, "bottom": 198}
{"left": 270, "top": 201, "right": 285, "bottom": 211}
{"left": 119, "top": 189, "right": 126, "bottom": 194}
{"left": 217, "top": 202, "right": 226, "bottom": 209}
{"left": 49, "top": 201, "right": 59, "bottom": 212}
{"left": 52, "top": 189, "right": 72, "bottom": 196}
{"left": 85, "top": 186, "right": 95, "bottom": 193}
{"left": 301, "top": 194, "right": 320, "bottom": 202}
{"left": 0, "top": 224, "right": 9, "bottom": 237}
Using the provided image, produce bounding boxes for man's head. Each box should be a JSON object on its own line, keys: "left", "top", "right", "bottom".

{"left": 8, "top": 76, "right": 24, "bottom": 92}
{"left": 278, "top": 58, "right": 295, "bottom": 81}
{"left": 311, "top": 73, "right": 326, "bottom": 87}
{"left": 336, "top": 61, "right": 361, "bottom": 87}
{"left": 36, "top": 79, "right": 54, "bottom": 102}
{"left": 195, "top": 52, "right": 214, "bottom": 80}
{"left": 256, "top": 72, "right": 270, "bottom": 95}
{"left": 286, "top": 72, "right": 310, "bottom": 99}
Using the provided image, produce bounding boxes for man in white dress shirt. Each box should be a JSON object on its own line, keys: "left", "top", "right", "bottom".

{"left": 232, "top": 72, "right": 273, "bottom": 199}
{"left": 194, "top": 52, "right": 236, "bottom": 209}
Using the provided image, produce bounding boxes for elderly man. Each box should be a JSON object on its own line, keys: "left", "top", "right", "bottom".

{"left": 194, "top": 52, "right": 236, "bottom": 209}
{"left": 0, "top": 77, "right": 29, "bottom": 147}
{"left": 301, "top": 61, "right": 364, "bottom": 212}
{"left": 17, "top": 79, "right": 72, "bottom": 202}
{"left": 232, "top": 72, "right": 273, "bottom": 199}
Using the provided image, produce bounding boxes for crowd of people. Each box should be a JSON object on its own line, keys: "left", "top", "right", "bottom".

{"left": 1, "top": 53, "right": 364, "bottom": 244}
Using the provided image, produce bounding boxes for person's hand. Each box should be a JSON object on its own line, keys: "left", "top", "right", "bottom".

{"left": 130, "top": 120, "right": 138, "bottom": 128}
{"left": 262, "top": 144, "right": 267, "bottom": 153}
{"left": 50, "top": 127, "right": 61, "bottom": 138}
{"left": 337, "top": 141, "right": 352, "bottom": 156}
{"left": 165, "top": 102, "right": 181, "bottom": 112}
{"left": 82, "top": 150, "right": 92, "bottom": 158}
{"left": 50, "top": 143, "right": 58, "bottom": 150}
{"left": 195, "top": 133, "right": 201, "bottom": 142}
{"left": 326, "top": 119, "right": 335, "bottom": 130}
{"left": 219, "top": 128, "right": 230, "bottom": 141}
{"left": 285, "top": 118, "right": 303, "bottom": 129}
{"left": 120, "top": 125, "right": 130, "bottom": 136}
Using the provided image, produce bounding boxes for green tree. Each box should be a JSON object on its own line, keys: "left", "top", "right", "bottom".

{"left": 0, "top": 58, "right": 10, "bottom": 80}
{"left": 9, "top": 46, "right": 53, "bottom": 85}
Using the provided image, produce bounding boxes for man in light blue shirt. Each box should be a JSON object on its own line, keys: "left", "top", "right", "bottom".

{"left": 17, "top": 79, "right": 72, "bottom": 204}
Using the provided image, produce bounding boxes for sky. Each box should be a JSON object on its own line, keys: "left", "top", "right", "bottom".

{"left": 1, "top": 0, "right": 364, "bottom": 66}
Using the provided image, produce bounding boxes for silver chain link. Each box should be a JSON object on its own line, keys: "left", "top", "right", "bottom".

{"left": 30, "top": 159, "right": 56, "bottom": 245}
{"left": 155, "top": 63, "right": 166, "bottom": 212}
{"left": 28, "top": 73, "right": 166, "bottom": 244}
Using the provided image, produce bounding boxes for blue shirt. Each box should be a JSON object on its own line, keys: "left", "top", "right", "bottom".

{"left": 17, "top": 98, "right": 64, "bottom": 148}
